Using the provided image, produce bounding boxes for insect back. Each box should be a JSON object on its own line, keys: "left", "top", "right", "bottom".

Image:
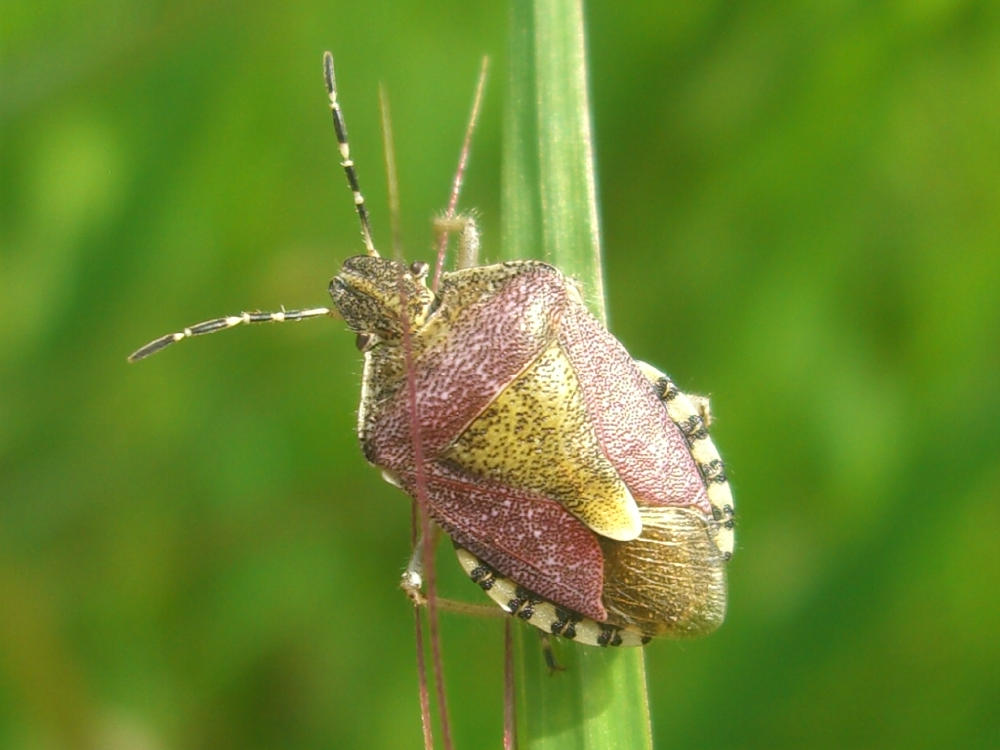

{"left": 337, "top": 252, "right": 735, "bottom": 646}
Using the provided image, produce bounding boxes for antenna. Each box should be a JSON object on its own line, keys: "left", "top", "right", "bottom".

{"left": 127, "top": 307, "right": 332, "bottom": 362}
{"left": 324, "top": 52, "right": 378, "bottom": 257}
{"left": 128, "top": 52, "right": 381, "bottom": 362}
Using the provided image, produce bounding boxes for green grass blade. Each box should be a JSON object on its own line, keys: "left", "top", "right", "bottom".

{"left": 501, "top": 0, "right": 654, "bottom": 748}
{"left": 503, "top": 0, "right": 606, "bottom": 320}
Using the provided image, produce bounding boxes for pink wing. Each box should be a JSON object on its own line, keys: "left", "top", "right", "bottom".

{"left": 558, "top": 302, "right": 712, "bottom": 515}
{"left": 367, "top": 261, "right": 708, "bottom": 619}
{"left": 396, "top": 462, "right": 607, "bottom": 621}
{"left": 368, "top": 263, "right": 568, "bottom": 467}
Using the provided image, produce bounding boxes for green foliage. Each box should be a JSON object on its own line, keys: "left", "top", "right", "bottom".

{"left": 2, "top": 1, "right": 998, "bottom": 749}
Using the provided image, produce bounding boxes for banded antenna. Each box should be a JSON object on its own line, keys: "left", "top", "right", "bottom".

{"left": 324, "top": 51, "right": 378, "bottom": 257}
{"left": 128, "top": 52, "right": 374, "bottom": 362}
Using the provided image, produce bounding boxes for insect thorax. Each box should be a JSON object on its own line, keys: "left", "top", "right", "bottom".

{"left": 346, "top": 259, "right": 566, "bottom": 463}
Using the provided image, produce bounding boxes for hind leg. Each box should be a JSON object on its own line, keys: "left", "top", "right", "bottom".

{"left": 400, "top": 524, "right": 503, "bottom": 617}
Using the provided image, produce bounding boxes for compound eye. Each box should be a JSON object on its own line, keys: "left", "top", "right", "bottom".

{"left": 409, "top": 260, "right": 429, "bottom": 279}
{"left": 355, "top": 332, "right": 372, "bottom": 351}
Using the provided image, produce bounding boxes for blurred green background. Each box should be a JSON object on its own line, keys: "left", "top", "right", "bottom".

{"left": 3, "top": 1, "right": 998, "bottom": 748}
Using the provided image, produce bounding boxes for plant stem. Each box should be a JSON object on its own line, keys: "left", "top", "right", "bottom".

{"left": 502, "top": 0, "right": 654, "bottom": 748}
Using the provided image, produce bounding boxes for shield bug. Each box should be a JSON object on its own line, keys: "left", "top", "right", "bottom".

{"left": 130, "top": 53, "right": 734, "bottom": 647}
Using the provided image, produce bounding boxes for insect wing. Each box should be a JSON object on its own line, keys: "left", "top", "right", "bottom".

{"left": 362, "top": 262, "right": 565, "bottom": 466}
{"left": 395, "top": 461, "right": 608, "bottom": 621}
{"left": 558, "top": 301, "right": 712, "bottom": 516}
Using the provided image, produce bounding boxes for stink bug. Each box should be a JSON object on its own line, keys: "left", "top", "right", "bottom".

{"left": 130, "top": 53, "right": 734, "bottom": 647}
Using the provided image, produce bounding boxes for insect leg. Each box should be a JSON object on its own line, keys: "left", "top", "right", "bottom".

{"left": 400, "top": 522, "right": 439, "bottom": 603}
{"left": 538, "top": 632, "right": 565, "bottom": 672}
{"left": 398, "top": 524, "right": 505, "bottom": 616}
{"left": 128, "top": 307, "right": 332, "bottom": 362}
{"left": 434, "top": 213, "right": 481, "bottom": 269}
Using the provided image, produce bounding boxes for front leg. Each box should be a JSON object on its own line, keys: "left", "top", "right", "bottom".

{"left": 434, "top": 213, "right": 480, "bottom": 270}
